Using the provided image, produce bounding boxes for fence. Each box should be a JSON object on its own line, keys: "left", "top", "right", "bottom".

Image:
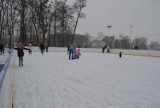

{"left": 110, "top": 49, "right": 160, "bottom": 57}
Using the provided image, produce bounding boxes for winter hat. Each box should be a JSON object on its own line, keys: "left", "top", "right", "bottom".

{"left": 18, "top": 42, "right": 24, "bottom": 49}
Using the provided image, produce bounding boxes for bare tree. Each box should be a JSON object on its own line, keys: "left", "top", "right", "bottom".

{"left": 55, "top": 0, "right": 76, "bottom": 46}
{"left": 37, "top": 0, "right": 50, "bottom": 43}
{"left": 132, "top": 37, "right": 148, "bottom": 49}
{"left": 149, "top": 41, "right": 160, "bottom": 50}
{"left": 0, "top": 0, "right": 88, "bottom": 47}
{"left": 4, "top": 0, "right": 18, "bottom": 48}
{"left": 0, "top": 0, "right": 10, "bottom": 41}
{"left": 119, "top": 34, "right": 131, "bottom": 49}
{"left": 71, "top": 0, "right": 87, "bottom": 43}
{"left": 28, "top": 0, "right": 40, "bottom": 42}
{"left": 52, "top": 0, "right": 57, "bottom": 46}
{"left": 114, "top": 39, "right": 121, "bottom": 49}
{"left": 13, "top": 0, "right": 29, "bottom": 45}
{"left": 97, "top": 32, "right": 105, "bottom": 41}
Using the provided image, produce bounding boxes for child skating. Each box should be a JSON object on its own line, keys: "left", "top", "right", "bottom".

{"left": 13, "top": 42, "right": 30, "bottom": 66}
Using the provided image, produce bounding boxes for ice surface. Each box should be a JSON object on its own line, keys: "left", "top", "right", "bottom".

{"left": 13, "top": 52, "right": 160, "bottom": 108}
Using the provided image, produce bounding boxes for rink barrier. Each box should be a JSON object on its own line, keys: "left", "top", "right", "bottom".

{"left": 0, "top": 55, "right": 11, "bottom": 91}
{"left": 0, "top": 53, "right": 13, "bottom": 108}
{"left": 29, "top": 47, "right": 160, "bottom": 57}
{"left": 110, "top": 49, "right": 160, "bottom": 58}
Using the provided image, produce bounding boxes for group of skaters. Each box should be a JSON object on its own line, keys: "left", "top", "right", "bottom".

{"left": 13, "top": 41, "right": 51, "bottom": 66}
{"left": 68, "top": 42, "right": 81, "bottom": 60}
{"left": 13, "top": 41, "right": 123, "bottom": 66}
{"left": 102, "top": 45, "right": 122, "bottom": 58}
{"left": 13, "top": 42, "right": 50, "bottom": 66}
{"left": 102, "top": 45, "right": 110, "bottom": 53}
{"left": 13, "top": 41, "right": 81, "bottom": 66}
{"left": 11, "top": 41, "right": 121, "bottom": 66}
{"left": 39, "top": 42, "right": 48, "bottom": 55}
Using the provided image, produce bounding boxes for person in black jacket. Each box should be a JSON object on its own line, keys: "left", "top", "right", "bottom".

{"left": 13, "top": 42, "right": 29, "bottom": 66}
{"left": 0, "top": 43, "right": 4, "bottom": 55}
{"left": 119, "top": 52, "right": 122, "bottom": 58}
{"left": 39, "top": 43, "right": 45, "bottom": 55}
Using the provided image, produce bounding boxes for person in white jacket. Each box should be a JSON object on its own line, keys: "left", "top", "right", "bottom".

{"left": 28, "top": 43, "right": 32, "bottom": 55}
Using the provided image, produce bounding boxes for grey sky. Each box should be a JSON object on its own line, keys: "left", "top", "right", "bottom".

{"left": 67, "top": 0, "right": 160, "bottom": 42}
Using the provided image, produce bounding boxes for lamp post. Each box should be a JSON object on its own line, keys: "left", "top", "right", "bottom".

{"left": 107, "top": 25, "right": 112, "bottom": 36}
{"left": 107, "top": 25, "right": 112, "bottom": 48}
{"left": 130, "top": 25, "right": 132, "bottom": 49}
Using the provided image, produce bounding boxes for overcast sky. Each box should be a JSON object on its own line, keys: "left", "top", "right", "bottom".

{"left": 67, "top": 0, "right": 160, "bottom": 42}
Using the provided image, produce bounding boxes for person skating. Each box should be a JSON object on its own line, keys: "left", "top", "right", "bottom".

{"left": 68, "top": 42, "right": 76, "bottom": 60}
{"left": 39, "top": 42, "right": 45, "bottom": 55}
{"left": 46, "top": 45, "right": 48, "bottom": 52}
{"left": 28, "top": 43, "right": 32, "bottom": 55}
{"left": 107, "top": 46, "right": 110, "bottom": 53}
{"left": 0, "top": 43, "right": 4, "bottom": 55}
{"left": 119, "top": 52, "right": 122, "bottom": 58}
{"left": 74, "top": 48, "right": 81, "bottom": 59}
{"left": 102, "top": 45, "right": 106, "bottom": 53}
{"left": 13, "top": 42, "right": 30, "bottom": 66}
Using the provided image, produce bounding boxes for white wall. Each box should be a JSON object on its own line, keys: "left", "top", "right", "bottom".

{"left": 31, "top": 47, "right": 160, "bottom": 57}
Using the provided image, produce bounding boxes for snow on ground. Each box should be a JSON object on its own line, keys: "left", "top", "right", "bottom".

{"left": 13, "top": 51, "right": 160, "bottom": 108}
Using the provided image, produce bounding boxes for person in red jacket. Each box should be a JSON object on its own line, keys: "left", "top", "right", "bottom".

{"left": 13, "top": 42, "right": 30, "bottom": 66}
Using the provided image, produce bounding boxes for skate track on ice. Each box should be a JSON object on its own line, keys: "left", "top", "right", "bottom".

{"left": 13, "top": 52, "right": 160, "bottom": 108}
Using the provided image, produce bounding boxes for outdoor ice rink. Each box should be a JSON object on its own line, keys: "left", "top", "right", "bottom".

{"left": 12, "top": 51, "right": 160, "bottom": 108}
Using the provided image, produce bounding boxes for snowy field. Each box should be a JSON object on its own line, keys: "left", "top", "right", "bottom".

{"left": 13, "top": 51, "right": 160, "bottom": 108}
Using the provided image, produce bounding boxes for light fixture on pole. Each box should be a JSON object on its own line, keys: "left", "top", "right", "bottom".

{"left": 130, "top": 25, "right": 132, "bottom": 37}
{"left": 107, "top": 25, "right": 112, "bottom": 49}
{"left": 130, "top": 25, "right": 132, "bottom": 49}
{"left": 107, "top": 25, "right": 112, "bottom": 36}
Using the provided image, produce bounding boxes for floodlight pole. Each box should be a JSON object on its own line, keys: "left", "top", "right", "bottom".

{"left": 130, "top": 25, "right": 132, "bottom": 49}
{"left": 107, "top": 25, "right": 112, "bottom": 47}
{"left": 107, "top": 25, "right": 112, "bottom": 37}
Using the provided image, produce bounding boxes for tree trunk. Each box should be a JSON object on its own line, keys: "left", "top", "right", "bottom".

{"left": 53, "top": 0, "right": 57, "bottom": 47}
{"left": 72, "top": 8, "right": 81, "bottom": 44}
{"left": 20, "top": 0, "right": 27, "bottom": 45}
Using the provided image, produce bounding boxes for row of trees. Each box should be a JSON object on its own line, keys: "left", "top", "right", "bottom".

{"left": 56, "top": 31, "right": 159, "bottom": 50}
{"left": 102, "top": 35, "right": 148, "bottom": 49}
{"left": 0, "top": 0, "right": 87, "bottom": 47}
{"left": 92, "top": 33, "right": 160, "bottom": 50}
{"left": 1, "top": 0, "right": 159, "bottom": 50}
